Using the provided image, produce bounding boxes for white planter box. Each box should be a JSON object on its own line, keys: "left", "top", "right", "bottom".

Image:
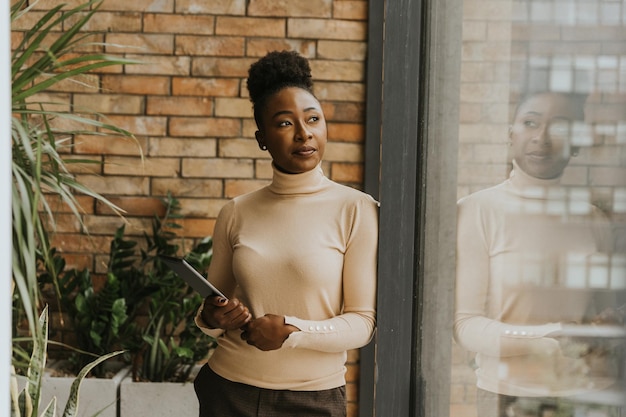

{"left": 40, "top": 361, "right": 129, "bottom": 417}
{"left": 120, "top": 367, "right": 200, "bottom": 417}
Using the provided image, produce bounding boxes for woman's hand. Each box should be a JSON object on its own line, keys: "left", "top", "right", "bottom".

{"left": 201, "top": 296, "right": 251, "bottom": 330}
{"left": 240, "top": 314, "right": 299, "bottom": 351}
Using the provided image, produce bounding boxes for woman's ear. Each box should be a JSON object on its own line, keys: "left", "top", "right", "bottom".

{"left": 255, "top": 131, "right": 267, "bottom": 151}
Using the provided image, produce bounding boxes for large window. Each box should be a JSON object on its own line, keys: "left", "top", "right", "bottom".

{"left": 368, "top": 1, "right": 626, "bottom": 416}
{"left": 451, "top": 1, "right": 626, "bottom": 416}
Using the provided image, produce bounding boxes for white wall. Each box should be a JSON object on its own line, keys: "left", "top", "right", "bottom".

{"left": 2, "top": 0, "right": 12, "bottom": 415}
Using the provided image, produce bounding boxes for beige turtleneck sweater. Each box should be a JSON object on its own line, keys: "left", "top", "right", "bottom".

{"left": 195, "top": 164, "right": 378, "bottom": 391}
{"left": 454, "top": 161, "right": 618, "bottom": 397}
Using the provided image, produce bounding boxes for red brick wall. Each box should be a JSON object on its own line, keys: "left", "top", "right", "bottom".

{"left": 13, "top": 1, "right": 369, "bottom": 415}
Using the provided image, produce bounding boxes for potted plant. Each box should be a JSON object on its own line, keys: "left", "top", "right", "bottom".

{"left": 43, "top": 195, "right": 216, "bottom": 417}
{"left": 11, "top": 0, "right": 137, "bottom": 415}
{"left": 116, "top": 197, "right": 217, "bottom": 417}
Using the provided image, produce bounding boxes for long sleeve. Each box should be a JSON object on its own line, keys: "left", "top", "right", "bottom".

{"left": 283, "top": 197, "right": 378, "bottom": 352}
{"left": 193, "top": 165, "right": 379, "bottom": 390}
{"left": 453, "top": 192, "right": 562, "bottom": 358}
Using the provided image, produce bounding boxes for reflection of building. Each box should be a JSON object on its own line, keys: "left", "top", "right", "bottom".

{"left": 454, "top": 1, "right": 626, "bottom": 416}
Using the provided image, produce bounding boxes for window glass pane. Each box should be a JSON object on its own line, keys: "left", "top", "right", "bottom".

{"left": 451, "top": 1, "right": 626, "bottom": 417}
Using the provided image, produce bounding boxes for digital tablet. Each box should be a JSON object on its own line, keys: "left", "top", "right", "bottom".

{"left": 159, "top": 255, "right": 227, "bottom": 299}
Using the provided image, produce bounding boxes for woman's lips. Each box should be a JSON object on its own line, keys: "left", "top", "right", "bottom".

{"left": 293, "top": 147, "right": 316, "bottom": 156}
{"left": 526, "top": 152, "right": 552, "bottom": 161}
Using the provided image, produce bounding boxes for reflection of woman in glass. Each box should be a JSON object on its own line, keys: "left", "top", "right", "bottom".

{"left": 454, "top": 91, "right": 622, "bottom": 417}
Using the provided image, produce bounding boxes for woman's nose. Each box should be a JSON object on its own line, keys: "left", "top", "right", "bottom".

{"left": 295, "top": 124, "right": 312, "bottom": 141}
{"left": 532, "top": 126, "right": 549, "bottom": 144}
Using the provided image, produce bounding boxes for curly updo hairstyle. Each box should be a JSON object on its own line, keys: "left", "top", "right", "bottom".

{"left": 247, "top": 50, "right": 315, "bottom": 127}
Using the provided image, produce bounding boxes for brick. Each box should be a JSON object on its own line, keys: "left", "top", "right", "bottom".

{"left": 74, "top": 94, "right": 144, "bottom": 115}
{"left": 176, "top": 36, "right": 245, "bottom": 56}
{"left": 327, "top": 123, "right": 363, "bottom": 142}
{"left": 11, "top": 31, "right": 23, "bottom": 50}
{"left": 310, "top": 60, "right": 364, "bottom": 82}
{"left": 98, "top": 0, "right": 174, "bottom": 12}
{"left": 170, "top": 117, "right": 241, "bottom": 137}
{"left": 460, "top": 83, "right": 509, "bottom": 104}
{"left": 315, "top": 81, "right": 365, "bottom": 102}
{"left": 73, "top": 134, "right": 147, "bottom": 156}
{"left": 219, "top": 138, "right": 264, "bottom": 158}
{"left": 147, "top": 96, "right": 213, "bottom": 116}
{"left": 144, "top": 14, "right": 215, "bottom": 35}
{"left": 287, "top": 18, "right": 366, "bottom": 41}
{"left": 321, "top": 102, "right": 364, "bottom": 123}
{"left": 216, "top": 17, "right": 286, "bottom": 37}
{"left": 225, "top": 179, "right": 269, "bottom": 198}
{"left": 324, "top": 142, "right": 363, "bottom": 162}
{"left": 255, "top": 159, "right": 274, "bottom": 179}
{"left": 177, "top": 218, "right": 216, "bottom": 238}
{"left": 95, "top": 196, "right": 167, "bottom": 216}
{"left": 43, "top": 213, "right": 82, "bottom": 234}
{"left": 149, "top": 137, "right": 217, "bottom": 158}
{"left": 462, "top": 41, "right": 512, "bottom": 62}
{"left": 243, "top": 119, "right": 259, "bottom": 136}
{"left": 463, "top": 0, "right": 513, "bottom": 21}
{"left": 44, "top": 74, "right": 101, "bottom": 93}
{"left": 64, "top": 158, "right": 103, "bottom": 176}
{"left": 77, "top": 12, "right": 143, "bottom": 32}
{"left": 83, "top": 215, "right": 151, "bottom": 235}
{"left": 103, "top": 156, "right": 180, "bottom": 177}
{"left": 29, "top": 0, "right": 85, "bottom": 9}
{"left": 191, "top": 57, "right": 256, "bottom": 77}
{"left": 462, "top": 21, "right": 487, "bottom": 42}
{"left": 28, "top": 92, "right": 71, "bottom": 112}
{"left": 330, "top": 162, "right": 363, "bottom": 183}
{"left": 102, "top": 75, "right": 171, "bottom": 95}
{"left": 175, "top": 0, "right": 246, "bottom": 14}
{"left": 125, "top": 54, "right": 191, "bottom": 76}
{"left": 44, "top": 195, "right": 96, "bottom": 215}
{"left": 346, "top": 364, "right": 359, "bottom": 383}
{"left": 105, "top": 33, "right": 174, "bottom": 55}
{"left": 151, "top": 178, "right": 223, "bottom": 198}
{"left": 182, "top": 158, "right": 254, "bottom": 178}
{"left": 333, "top": 1, "right": 368, "bottom": 20}
{"left": 172, "top": 77, "right": 240, "bottom": 97}
{"left": 103, "top": 115, "right": 168, "bottom": 136}
{"left": 246, "top": 39, "right": 316, "bottom": 58}
{"left": 175, "top": 198, "right": 229, "bottom": 218}
{"left": 10, "top": 11, "right": 50, "bottom": 31}
{"left": 215, "top": 97, "right": 253, "bottom": 118}
{"left": 590, "top": 167, "right": 626, "bottom": 186}
{"left": 248, "top": 0, "right": 332, "bottom": 18}
{"left": 57, "top": 252, "right": 93, "bottom": 272}
{"left": 75, "top": 174, "right": 150, "bottom": 195}
{"left": 50, "top": 233, "right": 112, "bottom": 253}
{"left": 317, "top": 40, "right": 366, "bottom": 60}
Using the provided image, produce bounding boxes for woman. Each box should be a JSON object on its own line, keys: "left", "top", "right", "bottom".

{"left": 193, "top": 50, "right": 379, "bottom": 417}
{"left": 454, "top": 91, "right": 621, "bottom": 416}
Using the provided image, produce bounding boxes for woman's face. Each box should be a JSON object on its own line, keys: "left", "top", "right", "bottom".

{"left": 256, "top": 87, "right": 327, "bottom": 174}
{"left": 510, "top": 93, "right": 583, "bottom": 179}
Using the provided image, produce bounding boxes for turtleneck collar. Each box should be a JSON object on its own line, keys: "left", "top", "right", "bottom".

{"left": 267, "top": 163, "right": 329, "bottom": 195}
{"left": 507, "top": 159, "right": 565, "bottom": 199}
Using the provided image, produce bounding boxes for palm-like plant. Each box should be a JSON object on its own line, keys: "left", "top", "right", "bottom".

{"left": 11, "top": 0, "right": 138, "bottom": 415}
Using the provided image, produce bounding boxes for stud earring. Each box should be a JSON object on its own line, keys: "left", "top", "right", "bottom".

{"left": 261, "top": 144, "right": 267, "bottom": 150}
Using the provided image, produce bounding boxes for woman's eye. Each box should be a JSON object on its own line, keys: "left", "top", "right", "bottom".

{"left": 308, "top": 116, "right": 319, "bottom": 123}
{"left": 278, "top": 120, "right": 292, "bottom": 127}
{"left": 523, "top": 120, "right": 538, "bottom": 128}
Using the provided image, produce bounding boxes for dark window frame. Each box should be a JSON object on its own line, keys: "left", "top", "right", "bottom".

{"left": 361, "top": 1, "right": 462, "bottom": 416}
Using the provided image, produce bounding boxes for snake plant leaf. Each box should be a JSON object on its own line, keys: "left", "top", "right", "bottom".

{"left": 61, "top": 350, "right": 124, "bottom": 417}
